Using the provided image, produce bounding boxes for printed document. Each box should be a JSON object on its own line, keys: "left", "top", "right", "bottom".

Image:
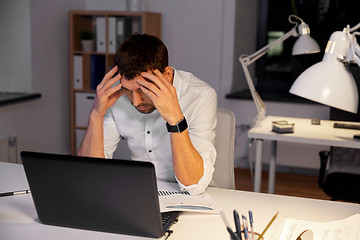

{"left": 277, "top": 213, "right": 360, "bottom": 240}
{"left": 157, "top": 181, "right": 219, "bottom": 214}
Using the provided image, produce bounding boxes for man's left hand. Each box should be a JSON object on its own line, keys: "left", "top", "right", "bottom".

{"left": 138, "top": 69, "right": 184, "bottom": 125}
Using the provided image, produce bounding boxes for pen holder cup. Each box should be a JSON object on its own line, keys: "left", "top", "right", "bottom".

{"left": 230, "top": 231, "right": 263, "bottom": 240}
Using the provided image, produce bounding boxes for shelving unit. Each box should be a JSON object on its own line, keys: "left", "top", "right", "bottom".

{"left": 68, "top": 10, "right": 161, "bottom": 154}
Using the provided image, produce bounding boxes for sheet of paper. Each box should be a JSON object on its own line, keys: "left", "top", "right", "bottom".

{"left": 157, "top": 181, "right": 219, "bottom": 214}
{"left": 277, "top": 213, "right": 360, "bottom": 240}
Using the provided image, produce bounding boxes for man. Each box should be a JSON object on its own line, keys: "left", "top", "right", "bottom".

{"left": 78, "top": 33, "right": 217, "bottom": 195}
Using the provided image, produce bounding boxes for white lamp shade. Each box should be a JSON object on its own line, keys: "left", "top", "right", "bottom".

{"left": 292, "top": 22, "right": 320, "bottom": 55}
{"left": 290, "top": 61, "right": 358, "bottom": 113}
{"left": 292, "top": 35, "right": 320, "bottom": 55}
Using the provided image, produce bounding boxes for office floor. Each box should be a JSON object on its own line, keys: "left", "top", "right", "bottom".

{"left": 234, "top": 168, "right": 330, "bottom": 200}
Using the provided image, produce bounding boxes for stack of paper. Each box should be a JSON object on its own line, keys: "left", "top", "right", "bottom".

{"left": 276, "top": 213, "right": 360, "bottom": 240}
{"left": 157, "top": 181, "right": 219, "bottom": 214}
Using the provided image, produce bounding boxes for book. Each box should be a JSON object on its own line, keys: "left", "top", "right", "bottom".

{"left": 82, "top": 54, "right": 91, "bottom": 90}
{"left": 95, "top": 17, "right": 106, "bottom": 52}
{"left": 108, "top": 17, "right": 117, "bottom": 53}
{"left": 132, "top": 17, "right": 142, "bottom": 34}
{"left": 272, "top": 121, "right": 294, "bottom": 133}
{"left": 90, "top": 55, "right": 105, "bottom": 90}
{"left": 116, "top": 17, "right": 133, "bottom": 49}
{"left": 73, "top": 55, "right": 82, "bottom": 90}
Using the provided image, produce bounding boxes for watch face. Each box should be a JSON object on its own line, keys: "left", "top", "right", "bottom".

{"left": 166, "top": 117, "right": 188, "bottom": 133}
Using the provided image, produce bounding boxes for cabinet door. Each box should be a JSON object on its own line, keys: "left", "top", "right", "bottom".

{"left": 75, "top": 92, "right": 95, "bottom": 127}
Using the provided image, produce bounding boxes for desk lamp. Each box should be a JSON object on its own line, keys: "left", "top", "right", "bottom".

{"left": 240, "top": 15, "right": 320, "bottom": 127}
{"left": 290, "top": 23, "right": 360, "bottom": 113}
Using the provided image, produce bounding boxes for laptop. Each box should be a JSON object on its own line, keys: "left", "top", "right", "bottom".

{"left": 20, "top": 151, "right": 181, "bottom": 238}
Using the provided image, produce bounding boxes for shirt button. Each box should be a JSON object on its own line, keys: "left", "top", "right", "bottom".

{"left": 147, "top": 131, "right": 150, "bottom": 134}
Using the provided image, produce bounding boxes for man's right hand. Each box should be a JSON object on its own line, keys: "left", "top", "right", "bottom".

{"left": 78, "top": 66, "right": 124, "bottom": 157}
{"left": 91, "top": 66, "right": 124, "bottom": 119}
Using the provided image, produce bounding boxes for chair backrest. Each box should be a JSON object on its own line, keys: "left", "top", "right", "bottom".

{"left": 318, "top": 107, "right": 360, "bottom": 202}
{"left": 212, "top": 108, "right": 236, "bottom": 189}
{"left": 329, "top": 107, "right": 360, "bottom": 174}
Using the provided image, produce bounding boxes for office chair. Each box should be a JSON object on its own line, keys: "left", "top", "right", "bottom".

{"left": 114, "top": 107, "right": 236, "bottom": 190}
{"left": 318, "top": 107, "right": 360, "bottom": 203}
{"left": 212, "top": 108, "right": 236, "bottom": 189}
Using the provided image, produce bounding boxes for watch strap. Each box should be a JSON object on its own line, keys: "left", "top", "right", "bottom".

{"left": 166, "top": 117, "right": 188, "bottom": 133}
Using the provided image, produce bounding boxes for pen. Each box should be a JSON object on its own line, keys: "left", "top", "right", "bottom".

{"left": 242, "top": 215, "right": 249, "bottom": 240}
{"left": 0, "top": 190, "right": 31, "bottom": 197}
{"left": 220, "top": 211, "right": 240, "bottom": 240}
{"left": 227, "top": 227, "right": 241, "bottom": 240}
{"left": 249, "top": 210, "right": 254, "bottom": 240}
{"left": 233, "top": 210, "right": 242, "bottom": 239}
{"left": 257, "top": 212, "right": 279, "bottom": 240}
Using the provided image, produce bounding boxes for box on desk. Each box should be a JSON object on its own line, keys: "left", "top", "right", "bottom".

{"left": 272, "top": 121, "right": 294, "bottom": 134}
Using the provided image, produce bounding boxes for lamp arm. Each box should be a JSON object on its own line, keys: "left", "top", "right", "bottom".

{"left": 350, "top": 37, "right": 360, "bottom": 67}
{"left": 239, "top": 26, "right": 298, "bottom": 125}
{"left": 349, "top": 23, "right": 360, "bottom": 33}
{"left": 240, "top": 26, "right": 299, "bottom": 65}
{"left": 239, "top": 58, "right": 266, "bottom": 124}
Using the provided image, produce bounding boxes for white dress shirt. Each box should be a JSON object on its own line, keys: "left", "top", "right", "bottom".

{"left": 103, "top": 69, "right": 217, "bottom": 195}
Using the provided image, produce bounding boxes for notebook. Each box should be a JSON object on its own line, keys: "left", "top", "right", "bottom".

{"left": 20, "top": 151, "right": 181, "bottom": 238}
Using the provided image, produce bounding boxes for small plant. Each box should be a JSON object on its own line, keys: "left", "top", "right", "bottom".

{"left": 80, "top": 30, "right": 94, "bottom": 40}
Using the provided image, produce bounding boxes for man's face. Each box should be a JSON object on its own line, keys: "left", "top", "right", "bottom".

{"left": 120, "top": 71, "right": 155, "bottom": 114}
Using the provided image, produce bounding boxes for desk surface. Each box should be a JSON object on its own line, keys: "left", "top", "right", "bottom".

{"left": 1, "top": 162, "right": 360, "bottom": 240}
{"left": 248, "top": 116, "right": 360, "bottom": 149}
{"left": 0, "top": 92, "right": 41, "bottom": 106}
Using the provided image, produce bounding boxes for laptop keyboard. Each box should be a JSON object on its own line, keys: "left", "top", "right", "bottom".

{"left": 333, "top": 122, "right": 360, "bottom": 130}
{"left": 161, "top": 213, "right": 172, "bottom": 226}
{"left": 161, "top": 211, "right": 181, "bottom": 231}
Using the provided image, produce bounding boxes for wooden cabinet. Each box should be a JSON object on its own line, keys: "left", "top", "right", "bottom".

{"left": 68, "top": 10, "right": 161, "bottom": 154}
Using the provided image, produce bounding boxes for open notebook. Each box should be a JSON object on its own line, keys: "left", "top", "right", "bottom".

{"left": 20, "top": 151, "right": 180, "bottom": 238}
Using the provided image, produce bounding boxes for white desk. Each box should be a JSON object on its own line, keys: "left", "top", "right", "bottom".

{"left": 1, "top": 162, "right": 360, "bottom": 239}
{"left": 248, "top": 116, "right": 360, "bottom": 193}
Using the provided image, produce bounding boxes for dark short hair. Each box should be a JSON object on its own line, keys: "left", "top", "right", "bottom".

{"left": 115, "top": 33, "right": 169, "bottom": 80}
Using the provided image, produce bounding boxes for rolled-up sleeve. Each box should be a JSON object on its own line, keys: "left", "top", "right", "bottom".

{"left": 103, "top": 110, "right": 121, "bottom": 159}
{"left": 176, "top": 88, "right": 217, "bottom": 195}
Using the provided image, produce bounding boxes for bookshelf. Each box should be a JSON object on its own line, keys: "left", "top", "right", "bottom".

{"left": 69, "top": 10, "right": 162, "bottom": 154}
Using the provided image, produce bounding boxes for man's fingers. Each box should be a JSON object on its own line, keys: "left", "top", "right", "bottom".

{"left": 103, "top": 73, "right": 121, "bottom": 90}
{"left": 140, "top": 72, "right": 163, "bottom": 89}
{"left": 98, "top": 66, "right": 120, "bottom": 89}
{"left": 103, "top": 82, "right": 124, "bottom": 99}
{"left": 139, "top": 85, "right": 156, "bottom": 102}
{"left": 137, "top": 78, "right": 161, "bottom": 96}
{"left": 153, "top": 69, "right": 172, "bottom": 87}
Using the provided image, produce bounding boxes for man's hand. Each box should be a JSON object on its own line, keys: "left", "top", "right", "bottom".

{"left": 92, "top": 66, "right": 124, "bottom": 119}
{"left": 137, "top": 69, "right": 183, "bottom": 125}
{"left": 78, "top": 66, "right": 124, "bottom": 158}
{"left": 139, "top": 69, "right": 205, "bottom": 188}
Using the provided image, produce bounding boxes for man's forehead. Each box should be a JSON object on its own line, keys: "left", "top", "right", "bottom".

{"left": 121, "top": 69, "right": 155, "bottom": 90}
{"left": 121, "top": 77, "right": 140, "bottom": 91}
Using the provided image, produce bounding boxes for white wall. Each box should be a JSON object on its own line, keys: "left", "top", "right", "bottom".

{"left": 0, "top": 0, "right": 87, "bottom": 160}
{"left": 0, "top": 0, "right": 32, "bottom": 92}
{"left": 0, "top": 0, "right": 329, "bottom": 171}
{"left": 86, "top": 0, "right": 237, "bottom": 101}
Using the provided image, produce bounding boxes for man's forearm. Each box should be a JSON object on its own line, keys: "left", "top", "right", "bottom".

{"left": 171, "top": 130, "right": 204, "bottom": 186}
{"left": 77, "top": 112, "right": 105, "bottom": 158}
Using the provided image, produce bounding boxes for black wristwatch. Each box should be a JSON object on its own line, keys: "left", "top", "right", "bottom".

{"left": 166, "top": 117, "right": 188, "bottom": 133}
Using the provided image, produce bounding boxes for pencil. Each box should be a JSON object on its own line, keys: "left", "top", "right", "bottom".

{"left": 257, "top": 212, "right": 279, "bottom": 240}
{"left": 0, "top": 190, "right": 31, "bottom": 197}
